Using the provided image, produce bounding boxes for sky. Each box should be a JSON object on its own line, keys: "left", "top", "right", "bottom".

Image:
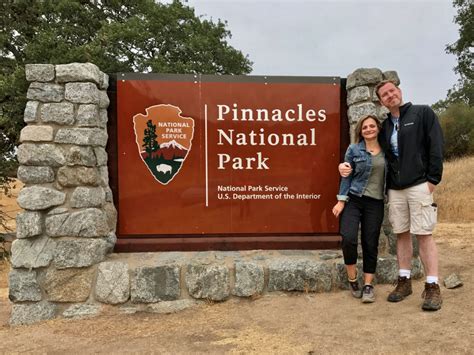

{"left": 186, "top": 0, "right": 460, "bottom": 105}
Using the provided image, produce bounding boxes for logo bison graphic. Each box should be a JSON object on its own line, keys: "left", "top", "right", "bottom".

{"left": 133, "top": 104, "right": 195, "bottom": 185}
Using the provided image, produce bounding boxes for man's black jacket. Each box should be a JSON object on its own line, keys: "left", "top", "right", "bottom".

{"left": 379, "top": 102, "right": 444, "bottom": 190}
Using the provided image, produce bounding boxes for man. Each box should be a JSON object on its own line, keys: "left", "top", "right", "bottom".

{"left": 340, "top": 80, "right": 444, "bottom": 311}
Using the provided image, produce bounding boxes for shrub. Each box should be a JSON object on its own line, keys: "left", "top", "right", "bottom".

{"left": 438, "top": 102, "right": 474, "bottom": 160}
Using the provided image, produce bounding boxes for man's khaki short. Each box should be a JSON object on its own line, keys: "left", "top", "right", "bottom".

{"left": 388, "top": 182, "right": 438, "bottom": 235}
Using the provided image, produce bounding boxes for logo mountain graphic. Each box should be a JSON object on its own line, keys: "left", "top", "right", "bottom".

{"left": 133, "top": 104, "right": 195, "bottom": 185}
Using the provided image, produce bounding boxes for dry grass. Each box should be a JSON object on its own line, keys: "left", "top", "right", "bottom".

{"left": 435, "top": 155, "right": 474, "bottom": 222}
{"left": 0, "top": 180, "right": 22, "bottom": 234}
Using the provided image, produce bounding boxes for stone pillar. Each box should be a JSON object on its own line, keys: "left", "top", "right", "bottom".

{"left": 9, "top": 63, "right": 117, "bottom": 325}
{"left": 346, "top": 68, "right": 400, "bottom": 141}
{"left": 345, "top": 68, "right": 400, "bottom": 256}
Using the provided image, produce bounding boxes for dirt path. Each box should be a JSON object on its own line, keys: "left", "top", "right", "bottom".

{"left": 0, "top": 223, "right": 472, "bottom": 354}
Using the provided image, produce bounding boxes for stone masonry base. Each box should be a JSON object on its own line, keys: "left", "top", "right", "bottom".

{"left": 9, "top": 250, "right": 424, "bottom": 325}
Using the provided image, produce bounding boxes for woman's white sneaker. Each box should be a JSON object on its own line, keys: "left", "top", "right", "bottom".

{"left": 362, "top": 284, "right": 375, "bottom": 303}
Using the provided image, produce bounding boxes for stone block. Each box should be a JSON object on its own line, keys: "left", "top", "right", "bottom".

{"left": 382, "top": 205, "right": 397, "bottom": 255}
{"left": 44, "top": 267, "right": 95, "bottom": 302}
{"left": 57, "top": 166, "right": 100, "bottom": 187}
{"left": 17, "top": 186, "right": 66, "bottom": 210}
{"left": 95, "top": 261, "right": 130, "bottom": 304}
{"left": 99, "top": 109, "right": 108, "bottom": 125}
{"left": 99, "top": 166, "right": 109, "bottom": 186}
{"left": 347, "top": 86, "right": 371, "bottom": 106}
{"left": 374, "top": 256, "right": 423, "bottom": 284}
{"left": 412, "top": 235, "right": 420, "bottom": 258}
{"left": 131, "top": 265, "right": 180, "bottom": 303}
{"left": 55, "top": 128, "right": 108, "bottom": 147}
{"left": 319, "top": 250, "right": 342, "bottom": 260}
{"left": 104, "top": 186, "right": 114, "bottom": 202}
{"left": 65, "top": 146, "right": 97, "bottom": 167}
{"left": 185, "top": 264, "right": 230, "bottom": 301}
{"left": 94, "top": 147, "right": 108, "bottom": 166}
{"left": 99, "top": 72, "right": 109, "bottom": 90}
{"left": 40, "top": 102, "right": 75, "bottom": 125}
{"left": 8, "top": 269, "right": 42, "bottom": 302}
{"left": 76, "top": 104, "right": 104, "bottom": 127}
{"left": 47, "top": 207, "right": 69, "bottom": 216}
{"left": 382, "top": 71, "right": 400, "bottom": 86}
{"left": 346, "top": 68, "right": 383, "bottom": 89}
{"left": 279, "top": 250, "right": 315, "bottom": 257}
{"left": 104, "top": 202, "right": 117, "bottom": 231}
{"left": 65, "top": 82, "right": 100, "bottom": 104}
{"left": 233, "top": 262, "right": 265, "bottom": 297}
{"left": 155, "top": 251, "right": 188, "bottom": 264}
{"left": 56, "top": 63, "right": 101, "bottom": 84}
{"left": 16, "top": 211, "right": 43, "bottom": 239}
{"left": 46, "top": 208, "right": 109, "bottom": 238}
{"left": 24, "top": 101, "right": 40, "bottom": 123}
{"left": 411, "top": 257, "right": 424, "bottom": 279}
{"left": 20, "top": 125, "right": 54, "bottom": 142}
{"left": 334, "top": 261, "right": 348, "bottom": 290}
{"left": 10, "top": 302, "right": 57, "bottom": 326}
{"left": 377, "top": 229, "right": 390, "bottom": 255}
{"left": 347, "top": 102, "right": 377, "bottom": 124}
{"left": 27, "top": 82, "right": 64, "bottom": 102}
{"left": 11, "top": 236, "right": 56, "bottom": 269}
{"left": 99, "top": 90, "right": 110, "bottom": 109}
{"left": 70, "top": 186, "right": 105, "bottom": 208}
{"left": 63, "top": 304, "right": 102, "bottom": 319}
{"left": 334, "top": 261, "right": 363, "bottom": 290}
{"left": 267, "top": 259, "right": 333, "bottom": 292}
{"left": 105, "top": 232, "right": 117, "bottom": 252}
{"left": 25, "top": 64, "right": 55, "bottom": 82}
{"left": 374, "top": 257, "right": 398, "bottom": 284}
{"left": 377, "top": 104, "right": 390, "bottom": 119}
{"left": 17, "top": 143, "right": 65, "bottom": 167}
{"left": 54, "top": 238, "right": 109, "bottom": 269}
{"left": 146, "top": 300, "right": 198, "bottom": 314}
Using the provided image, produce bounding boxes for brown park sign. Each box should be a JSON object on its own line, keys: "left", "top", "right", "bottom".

{"left": 111, "top": 74, "right": 346, "bottom": 251}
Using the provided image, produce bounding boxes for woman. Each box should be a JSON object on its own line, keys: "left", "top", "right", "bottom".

{"left": 332, "top": 115, "right": 386, "bottom": 303}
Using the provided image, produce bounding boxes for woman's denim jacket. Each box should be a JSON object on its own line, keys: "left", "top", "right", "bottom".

{"left": 337, "top": 141, "right": 387, "bottom": 201}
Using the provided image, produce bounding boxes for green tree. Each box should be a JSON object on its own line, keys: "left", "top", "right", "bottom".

{"left": 0, "top": 0, "right": 252, "bottom": 159}
{"left": 143, "top": 120, "right": 159, "bottom": 159}
{"left": 439, "top": 102, "right": 474, "bottom": 160}
{"left": 0, "top": 0, "right": 252, "bottom": 217}
{"left": 433, "top": 0, "right": 473, "bottom": 111}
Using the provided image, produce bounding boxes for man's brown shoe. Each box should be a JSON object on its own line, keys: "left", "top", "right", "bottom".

{"left": 387, "top": 276, "right": 412, "bottom": 302}
{"left": 422, "top": 282, "right": 442, "bottom": 311}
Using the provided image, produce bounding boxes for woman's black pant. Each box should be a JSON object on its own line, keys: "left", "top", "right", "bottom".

{"left": 340, "top": 194, "right": 384, "bottom": 274}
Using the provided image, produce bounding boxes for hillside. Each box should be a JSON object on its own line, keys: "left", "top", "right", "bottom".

{"left": 435, "top": 155, "right": 474, "bottom": 222}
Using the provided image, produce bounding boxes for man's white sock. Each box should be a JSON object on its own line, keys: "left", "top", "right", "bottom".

{"left": 399, "top": 269, "right": 411, "bottom": 279}
{"left": 426, "top": 276, "right": 438, "bottom": 284}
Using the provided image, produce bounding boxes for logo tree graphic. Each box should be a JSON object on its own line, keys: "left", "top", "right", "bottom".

{"left": 143, "top": 119, "right": 160, "bottom": 161}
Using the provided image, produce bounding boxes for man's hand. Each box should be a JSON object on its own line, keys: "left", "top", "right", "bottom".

{"left": 332, "top": 201, "right": 345, "bottom": 218}
{"left": 427, "top": 182, "right": 435, "bottom": 194}
{"left": 338, "top": 162, "right": 352, "bottom": 177}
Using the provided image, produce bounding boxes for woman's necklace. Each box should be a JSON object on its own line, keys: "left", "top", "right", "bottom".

{"left": 366, "top": 143, "right": 380, "bottom": 154}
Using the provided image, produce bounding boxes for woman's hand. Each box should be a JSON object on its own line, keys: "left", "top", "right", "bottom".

{"left": 339, "top": 162, "right": 352, "bottom": 177}
{"left": 332, "top": 201, "right": 345, "bottom": 217}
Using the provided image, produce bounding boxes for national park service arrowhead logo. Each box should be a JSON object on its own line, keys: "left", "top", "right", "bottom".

{"left": 133, "top": 104, "right": 195, "bottom": 185}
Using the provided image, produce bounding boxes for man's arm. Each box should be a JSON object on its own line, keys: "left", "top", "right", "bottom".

{"left": 424, "top": 106, "right": 444, "bottom": 189}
